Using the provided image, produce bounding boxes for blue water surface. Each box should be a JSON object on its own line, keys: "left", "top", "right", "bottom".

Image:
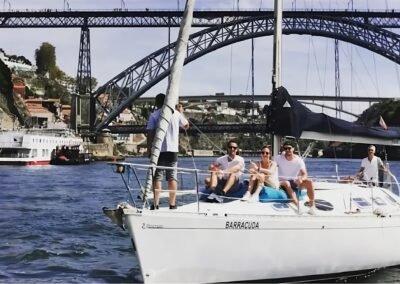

{"left": 1, "top": 157, "right": 400, "bottom": 283}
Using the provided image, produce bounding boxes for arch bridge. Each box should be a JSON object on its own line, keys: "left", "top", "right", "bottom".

{"left": 2, "top": 9, "right": 400, "bottom": 132}
{"left": 93, "top": 12, "right": 400, "bottom": 132}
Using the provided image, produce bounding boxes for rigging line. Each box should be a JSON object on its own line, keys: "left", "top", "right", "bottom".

{"left": 336, "top": 44, "right": 368, "bottom": 119}
{"left": 305, "top": 36, "right": 311, "bottom": 95}
{"left": 322, "top": 37, "right": 329, "bottom": 95}
{"left": 245, "top": 55, "right": 252, "bottom": 95}
{"left": 228, "top": 0, "right": 236, "bottom": 96}
{"left": 187, "top": 120, "right": 225, "bottom": 154}
{"left": 384, "top": 23, "right": 400, "bottom": 96}
{"left": 244, "top": 19, "right": 254, "bottom": 96}
{"left": 183, "top": 128, "right": 197, "bottom": 170}
{"left": 372, "top": 51, "right": 381, "bottom": 98}
{"left": 251, "top": 37, "right": 255, "bottom": 120}
{"left": 350, "top": 45, "right": 379, "bottom": 96}
{"left": 350, "top": 41, "right": 353, "bottom": 98}
{"left": 395, "top": 62, "right": 400, "bottom": 95}
{"left": 310, "top": 38, "right": 325, "bottom": 96}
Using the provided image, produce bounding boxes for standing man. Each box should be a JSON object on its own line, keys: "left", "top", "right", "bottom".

{"left": 276, "top": 141, "right": 316, "bottom": 214}
{"left": 357, "top": 145, "right": 386, "bottom": 185}
{"left": 146, "top": 93, "right": 189, "bottom": 210}
{"left": 206, "top": 139, "right": 245, "bottom": 203}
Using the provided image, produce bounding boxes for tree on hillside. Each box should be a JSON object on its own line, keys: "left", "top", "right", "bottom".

{"left": 357, "top": 99, "right": 400, "bottom": 127}
{"left": 0, "top": 59, "right": 12, "bottom": 95}
{"left": 35, "top": 42, "right": 57, "bottom": 79}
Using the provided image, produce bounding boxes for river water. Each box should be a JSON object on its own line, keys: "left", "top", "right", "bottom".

{"left": 1, "top": 157, "right": 400, "bottom": 283}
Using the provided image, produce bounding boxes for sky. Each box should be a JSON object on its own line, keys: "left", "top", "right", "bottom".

{"left": 1, "top": 0, "right": 400, "bottom": 120}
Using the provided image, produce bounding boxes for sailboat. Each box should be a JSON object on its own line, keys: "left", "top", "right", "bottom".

{"left": 103, "top": 0, "right": 400, "bottom": 283}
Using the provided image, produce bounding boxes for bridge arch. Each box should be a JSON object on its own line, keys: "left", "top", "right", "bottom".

{"left": 95, "top": 14, "right": 400, "bottom": 131}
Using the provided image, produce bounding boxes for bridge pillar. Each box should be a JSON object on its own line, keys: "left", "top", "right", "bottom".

{"left": 75, "top": 25, "right": 93, "bottom": 132}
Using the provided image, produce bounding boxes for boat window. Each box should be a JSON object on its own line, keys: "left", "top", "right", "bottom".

{"left": 271, "top": 203, "right": 290, "bottom": 211}
{"left": 305, "top": 199, "right": 334, "bottom": 211}
{"left": 373, "top": 197, "right": 387, "bottom": 206}
{"left": 352, "top": 197, "right": 371, "bottom": 208}
{"left": 384, "top": 194, "right": 398, "bottom": 205}
{"left": 0, "top": 148, "right": 18, "bottom": 157}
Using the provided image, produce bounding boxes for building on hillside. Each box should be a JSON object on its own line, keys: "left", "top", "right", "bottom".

{"left": 118, "top": 109, "right": 135, "bottom": 123}
{"left": 12, "top": 76, "right": 26, "bottom": 97}
{"left": 24, "top": 98, "right": 61, "bottom": 128}
{"left": 217, "top": 102, "right": 237, "bottom": 116}
{"left": 0, "top": 50, "right": 37, "bottom": 72}
{"left": 61, "top": 105, "right": 71, "bottom": 124}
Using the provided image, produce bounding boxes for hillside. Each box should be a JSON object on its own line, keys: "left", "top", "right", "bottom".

{"left": 0, "top": 58, "right": 18, "bottom": 128}
{"left": 0, "top": 45, "right": 77, "bottom": 129}
{"left": 1, "top": 46, "right": 400, "bottom": 158}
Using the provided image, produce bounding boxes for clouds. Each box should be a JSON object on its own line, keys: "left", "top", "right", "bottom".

{"left": 1, "top": 0, "right": 400, "bottom": 119}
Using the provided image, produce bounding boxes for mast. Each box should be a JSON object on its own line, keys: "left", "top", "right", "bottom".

{"left": 272, "top": 0, "right": 282, "bottom": 91}
{"left": 143, "top": 0, "right": 196, "bottom": 197}
{"left": 271, "top": 0, "right": 282, "bottom": 156}
{"left": 251, "top": 38, "right": 255, "bottom": 120}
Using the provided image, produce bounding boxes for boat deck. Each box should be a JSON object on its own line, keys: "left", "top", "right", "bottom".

{"left": 135, "top": 183, "right": 400, "bottom": 218}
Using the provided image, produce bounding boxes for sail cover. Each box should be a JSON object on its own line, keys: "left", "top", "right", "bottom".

{"left": 266, "top": 86, "right": 400, "bottom": 142}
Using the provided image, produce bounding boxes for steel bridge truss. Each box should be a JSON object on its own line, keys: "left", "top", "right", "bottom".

{"left": 2, "top": 10, "right": 400, "bottom": 28}
{"left": 94, "top": 14, "right": 400, "bottom": 131}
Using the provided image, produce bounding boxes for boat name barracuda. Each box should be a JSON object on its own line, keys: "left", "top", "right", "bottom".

{"left": 143, "top": 223, "right": 164, "bottom": 229}
{"left": 225, "top": 221, "right": 259, "bottom": 230}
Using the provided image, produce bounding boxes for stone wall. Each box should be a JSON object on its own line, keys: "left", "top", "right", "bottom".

{"left": 84, "top": 132, "right": 117, "bottom": 160}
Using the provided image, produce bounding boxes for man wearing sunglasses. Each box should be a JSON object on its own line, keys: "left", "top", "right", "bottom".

{"left": 357, "top": 145, "right": 387, "bottom": 185}
{"left": 206, "top": 139, "right": 245, "bottom": 203}
{"left": 276, "top": 141, "right": 316, "bottom": 215}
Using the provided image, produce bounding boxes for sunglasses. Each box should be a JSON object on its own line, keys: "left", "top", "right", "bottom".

{"left": 283, "top": 147, "right": 292, "bottom": 150}
{"left": 228, "top": 146, "right": 237, "bottom": 150}
{"left": 260, "top": 151, "right": 270, "bottom": 155}
{"left": 368, "top": 149, "right": 374, "bottom": 152}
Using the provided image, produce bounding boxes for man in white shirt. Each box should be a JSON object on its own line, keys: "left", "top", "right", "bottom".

{"left": 206, "top": 139, "right": 245, "bottom": 203}
{"left": 357, "top": 145, "right": 386, "bottom": 185}
{"left": 276, "top": 141, "right": 316, "bottom": 214}
{"left": 147, "top": 93, "right": 189, "bottom": 210}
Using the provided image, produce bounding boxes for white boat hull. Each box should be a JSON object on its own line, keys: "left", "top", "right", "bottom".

{"left": 122, "top": 199, "right": 400, "bottom": 283}
{"left": 0, "top": 129, "right": 82, "bottom": 166}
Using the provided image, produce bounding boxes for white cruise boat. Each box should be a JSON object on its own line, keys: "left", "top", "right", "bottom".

{"left": 0, "top": 128, "right": 83, "bottom": 165}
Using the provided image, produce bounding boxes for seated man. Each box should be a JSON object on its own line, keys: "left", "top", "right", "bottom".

{"left": 276, "top": 141, "right": 316, "bottom": 215}
{"left": 205, "top": 139, "right": 245, "bottom": 203}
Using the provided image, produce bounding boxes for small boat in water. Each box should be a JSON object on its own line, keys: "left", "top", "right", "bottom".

{"left": 50, "top": 145, "right": 93, "bottom": 165}
{"left": 0, "top": 128, "right": 83, "bottom": 165}
{"left": 103, "top": 0, "right": 400, "bottom": 283}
